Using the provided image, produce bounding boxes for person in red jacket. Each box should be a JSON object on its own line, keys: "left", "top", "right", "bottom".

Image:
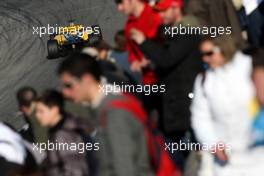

{"left": 115, "top": 0, "right": 163, "bottom": 117}
{"left": 115, "top": 0, "right": 162, "bottom": 85}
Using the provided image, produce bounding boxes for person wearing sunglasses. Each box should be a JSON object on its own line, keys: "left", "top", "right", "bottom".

{"left": 57, "top": 53, "right": 154, "bottom": 176}
{"left": 191, "top": 35, "right": 264, "bottom": 176}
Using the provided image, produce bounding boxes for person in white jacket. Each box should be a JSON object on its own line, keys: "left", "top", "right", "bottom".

{"left": 0, "top": 122, "right": 27, "bottom": 165}
{"left": 191, "top": 35, "right": 264, "bottom": 176}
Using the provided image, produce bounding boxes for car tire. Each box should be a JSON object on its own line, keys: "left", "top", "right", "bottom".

{"left": 47, "top": 40, "right": 59, "bottom": 59}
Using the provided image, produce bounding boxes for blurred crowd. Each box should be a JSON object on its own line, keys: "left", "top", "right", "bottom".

{"left": 0, "top": 0, "right": 264, "bottom": 176}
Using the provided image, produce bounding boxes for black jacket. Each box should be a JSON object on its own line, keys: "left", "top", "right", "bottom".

{"left": 140, "top": 32, "right": 203, "bottom": 133}
{"left": 46, "top": 114, "right": 94, "bottom": 176}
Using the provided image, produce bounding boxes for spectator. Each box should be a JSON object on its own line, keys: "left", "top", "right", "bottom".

{"left": 187, "top": 0, "right": 247, "bottom": 50}
{"left": 58, "top": 53, "right": 154, "bottom": 176}
{"left": 115, "top": 0, "right": 163, "bottom": 117}
{"left": 35, "top": 90, "right": 94, "bottom": 176}
{"left": 109, "top": 30, "right": 142, "bottom": 84}
{"left": 242, "top": 0, "right": 264, "bottom": 47}
{"left": 17, "top": 87, "right": 48, "bottom": 144}
{"left": 252, "top": 49, "right": 264, "bottom": 146}
{"left": 91, "top": 40, "right": 113, "bottom": 61}
{"left": 253, "top": 49, "right": 264, "bottom": 106}
{"left": 0, "top": 122, "right": 38, "bottom": 176}
{"left": 115, "top": 0, "right": 161, "bottom": 85}
{"left": 83, "top": 40, "right": 136, "bottom": 86}
{"left": 191, "top": 36, "right": 264, "bottom": 176}
{"left": 0, "top": 122, "right": 27, "bottom": 167}
{"left": 130, "top": 0, "right": 203, "bottom": 144}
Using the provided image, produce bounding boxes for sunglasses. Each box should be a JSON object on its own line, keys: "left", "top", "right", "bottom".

{"left": 201, "top": 47, "right": 221, "bottom": 57}
{"left": 201, "top": 51, "right": 214, "bottom": 57}
{"left": 62, "top": 83, "right": 74, "bottom": 89}
{"left": 61, "top": 78, "right": 80, "bottom": 89}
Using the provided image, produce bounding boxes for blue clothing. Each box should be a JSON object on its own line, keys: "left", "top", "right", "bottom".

{"left": 110, "top": 50, "right": 142, "bottom": 84}
{"left": 252, "top": 107, "right": 264, "bottom": 146}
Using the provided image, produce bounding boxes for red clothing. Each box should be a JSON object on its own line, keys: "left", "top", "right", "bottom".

{"left": 125, "top": 3, "right": 162, "bottom": 85}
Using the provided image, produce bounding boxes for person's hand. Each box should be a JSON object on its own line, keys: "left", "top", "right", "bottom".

{"left": 130, "top": 60, "right": 142, "bottom": 72}
{"left": 130, "top": 28, "right": 146, "bottom": 45}
{"left": 140, "top": 57, "right": 150, "bottom": 67}
{"left": 213, "top": 143, "right": 229, "bottom": 166}
{"left": 215, "top": 148, "right": 228, "bottom": 162}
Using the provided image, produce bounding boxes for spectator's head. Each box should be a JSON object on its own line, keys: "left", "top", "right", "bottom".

{"left": 83, "top": 40, "right": 111, "bottom": 60}
{"left": 58, "top": 53, "right": 102, "bottom": 103}
{"left": 95, "top": 40, "right": 112, "bottom": 60}
{"left": 115, "top": 0, "right": 145, "bottom": 16}
{"left": 16, "top": 87, "right": 37, "bottom": 117}
{"left": 253, "top": 49, "right": 264, "bottom": 105}
{"left": 200, "top": 35, "right": 237, "bottom": 69}
{"left": 114, "top": 30, "right": 127, "bottom": 51}
{"left": 35, "top": 90, "right": 64, "bottom": 127}
{"left": 154, "top": 0, "right": 184, "bottom": 25}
